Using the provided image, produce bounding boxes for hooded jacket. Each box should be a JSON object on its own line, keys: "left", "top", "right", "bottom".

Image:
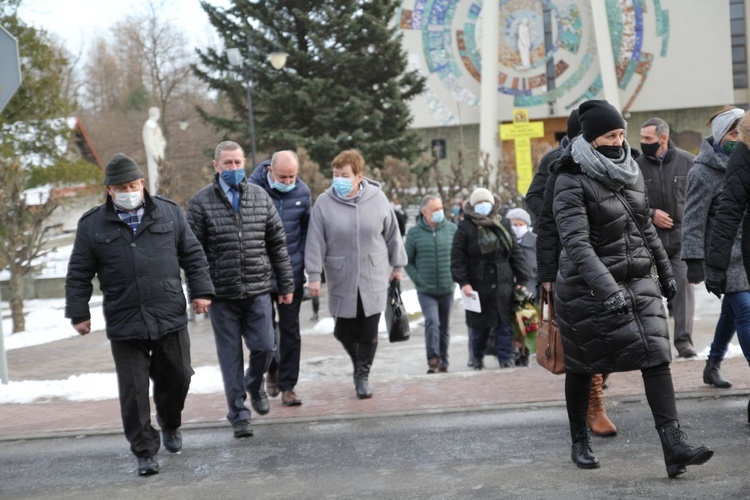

{"left": 187, "top": 174, "right": 294, "bottom": 300}
{"left": 553, "top": 153, "right": 674, "bottom": 374}
{"left": 248, "top": 161, "right": 311, "bottom": 290}
{"left": 305, "top": 178, "right": 407, "bottom": 318}
{"left": 683, "top": 137, "right": 749, "bottom": 292}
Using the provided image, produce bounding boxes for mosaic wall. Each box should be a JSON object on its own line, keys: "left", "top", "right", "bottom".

{"left": 399, "top": 0, "right": 671, "bottom": 126}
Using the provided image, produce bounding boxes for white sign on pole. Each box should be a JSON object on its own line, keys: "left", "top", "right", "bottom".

{"left": 0, "top": 24, "right": 23, "bottom": 113}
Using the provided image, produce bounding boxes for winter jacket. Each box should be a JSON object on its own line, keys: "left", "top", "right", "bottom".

{"left": 249, "top": 161, "right": 311, "bottom": 290}
{"left": 405, "top": 216, "right": 457, "bottom": 296}
{"left": 451, "top": 198, "right": 531, "bottom": 329}
{"left": 635, "top": 141, "right": 694, "bottom": 257}
{"left": 65, "top": 192, "right": 215, "bottom": 341}
{"left": 525, "top": 141, "right": 566, "bottom": 220}
{"left": 683, "top": 138, "right": 749, "bottom": 292}
{"left": 535, "top": 144, "right": 570, "bottom": 283}
{"left": 186, "top": 175, "right": 294, "bottom": 300}
{"left": 553, "top": 154, "right": 673, "bottom": 374}
{"left": 708, "top": 141, "right": 750, "bottom": 278}
{"left": 515, "top": 230, "right": 538, "bottom": 296}
{"left": 305, "top": 178, "right": 407, "bottom": 318}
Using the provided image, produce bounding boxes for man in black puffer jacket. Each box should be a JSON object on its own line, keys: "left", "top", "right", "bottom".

{"left": 66, "top": 153, "right": 215, "bottom": 476}
{"left": 187, "top": 141, "right": 294, "bottom": 439}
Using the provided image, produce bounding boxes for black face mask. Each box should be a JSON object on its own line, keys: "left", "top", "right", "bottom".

{"left": 640, "top": 142, "right": 660, "bottom": 158}
{"left": 595, "top": 145, "right": 623, "bottom": 159}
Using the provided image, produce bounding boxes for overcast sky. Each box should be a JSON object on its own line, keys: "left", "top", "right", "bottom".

{"left": 16, "top": 0, "right": 230, "bottom": 54}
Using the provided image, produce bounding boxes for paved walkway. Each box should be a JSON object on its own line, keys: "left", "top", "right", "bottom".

{"left": 1, "top": 285, "right": 749, "bottom": 441}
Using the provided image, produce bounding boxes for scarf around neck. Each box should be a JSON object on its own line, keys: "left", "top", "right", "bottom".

{"left": 571, "top": 138, "right": 640, "bottom": 191}
{"left": 472, "top": 214, "right": 513, "bottom": 255}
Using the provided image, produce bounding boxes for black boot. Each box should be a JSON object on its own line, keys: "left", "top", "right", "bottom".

{"left": 569, "top": 422, "right": 600, "bottom": 469}
{"left": 657, "top": 421, "right": 713, "bottom": 478}
{"left": 354, "top": 342, "right": 377, "bottom": 399}
{"left": 702, "top": 358, "right": 732, "bottom": 388}
{"left": 341, "top": 342, "right": 359, "bottom": 384}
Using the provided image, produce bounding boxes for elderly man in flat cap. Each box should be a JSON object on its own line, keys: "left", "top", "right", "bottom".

{"left": 65, "top": 153, "right": 214, "bottom": 477}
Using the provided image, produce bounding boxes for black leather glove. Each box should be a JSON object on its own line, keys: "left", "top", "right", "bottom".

{"left": 662, "top": 277, "right": 677, "bottom": 301}
{"left": 604, "top": 290, "right": 629, "bottom": 315}
{"left": 685, "top": 259, "right": 705, "bottom": 284}
{"left": 705, "top": 265, "right": 727, "bottom": 299}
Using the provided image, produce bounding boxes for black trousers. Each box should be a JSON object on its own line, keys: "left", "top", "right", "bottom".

{"left": 333, "top": 293, "right": 380, "bottom": 345}
{"left": 109, "top": 327, "right": 192, "bottom": 458}
{"left": 565, "top": 363, "right": 678, "bottom": 429}
{"left": 269, "top": 286, "right": 304, "bottom": 391}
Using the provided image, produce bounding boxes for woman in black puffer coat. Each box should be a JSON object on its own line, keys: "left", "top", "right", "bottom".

{"left": 553, "top": 100, "right": 712, "bottom": 478}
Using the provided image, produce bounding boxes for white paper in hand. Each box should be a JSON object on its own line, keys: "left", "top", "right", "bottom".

{"left": 462, "top": 291, "right": 482, "bottom": 313}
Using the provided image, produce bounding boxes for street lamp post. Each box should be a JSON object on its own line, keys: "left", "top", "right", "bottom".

{"left": 226, "top": 25, "right": 288, "bottom": 168}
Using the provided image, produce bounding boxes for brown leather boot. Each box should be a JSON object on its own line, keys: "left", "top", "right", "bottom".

{"left": 588, "top": 373, "right": 617, "bottom": 437}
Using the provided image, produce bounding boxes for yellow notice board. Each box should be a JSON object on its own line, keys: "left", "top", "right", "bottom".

{"left": 499, "top": 109, "right": 544, "bottom": 195}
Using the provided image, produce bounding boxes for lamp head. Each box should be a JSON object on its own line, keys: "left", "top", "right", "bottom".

{"left": 269, "top": 51, "right": 288, "bottom": 70}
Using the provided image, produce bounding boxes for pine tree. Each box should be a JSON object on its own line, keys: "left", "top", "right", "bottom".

{"left": 195, "top": 0, "right": 425, "bottom": 172}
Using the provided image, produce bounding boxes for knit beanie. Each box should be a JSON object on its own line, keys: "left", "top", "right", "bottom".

{"left": 506, "top": 208, "right": 531, "bottom": 226}
{"left": 566, "top": 108, "right": 581, "bottom": 139}
{"left": 469, "top": 187, "right": 494, "bottom": 206}
{"left": 104, "top": 153, "right": 145, "bottom": 185}
{"left": 578, "top": 100, "right": 626, "bottom": 142}
{"left": 710, "top": 108, "right": 745, "bottom": 142}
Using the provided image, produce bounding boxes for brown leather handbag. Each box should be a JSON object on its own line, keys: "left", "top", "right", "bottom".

{"left": 536, "top": 288, "right": 565, "bottom": 374}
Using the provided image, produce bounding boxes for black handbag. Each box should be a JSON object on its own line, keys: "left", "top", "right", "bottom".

{"left": 385, "top": 280, "right": 410, "bottom": 342}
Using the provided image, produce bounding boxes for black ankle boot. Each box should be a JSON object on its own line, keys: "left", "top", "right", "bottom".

{"left": 570, "top": 423, "right": 600, "bottom": 469}
{"left": 657, "top": 421, "right": 713, "bottom": 478}
{"left": 703, "top": 358, "right": 732, "bottom": 388}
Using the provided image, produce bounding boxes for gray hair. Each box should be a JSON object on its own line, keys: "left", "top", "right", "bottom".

{"left": 419, "top": 194, "right": 442, "bottom": 212}
{"left": 641, "top": 117, "right": 670, "bottom": 138}
{"left": 270, "top": 150, "right": 299, "bottom": 168}
{"left": 214, "top": 141, "right": 244, "bottom": 162}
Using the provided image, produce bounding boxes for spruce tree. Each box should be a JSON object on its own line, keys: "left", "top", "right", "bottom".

{"left": 195, "top": 0, "right": 425, "bottom": 172}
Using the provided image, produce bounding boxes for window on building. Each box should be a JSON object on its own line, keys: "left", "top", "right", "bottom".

{"left": 731, "top": 0, "right": 748, "bottom": 88}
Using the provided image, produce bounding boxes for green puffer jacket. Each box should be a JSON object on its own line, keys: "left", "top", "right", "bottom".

{"left": 405, "top": 216, "right": 457, "bottom": 296}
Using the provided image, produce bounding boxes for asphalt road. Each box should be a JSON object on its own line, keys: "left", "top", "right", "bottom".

{"left": 1, "top": 396, "right": 748, "bottom": 500}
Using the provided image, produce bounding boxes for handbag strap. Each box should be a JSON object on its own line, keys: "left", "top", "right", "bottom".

{"left": 542, "top": 287, "right": 555, "bottom": 323}
{"left": 613, "top": 191, "right": 657, "bottom": 268}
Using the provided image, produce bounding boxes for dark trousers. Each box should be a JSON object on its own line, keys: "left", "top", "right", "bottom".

{"left": 210, "top": 295, "right": 275, "bottom": 424}
{"left": 670, "top": 253, "right": 695, "bottom": 354}
{"left": 565, "top": 363, "right": 678, "bottom": 430}
{"left": 268, "top": 286, "right": 304, "bottom": 391}
{"left": 110, "top": 327, "right": 192, "bottom": 458}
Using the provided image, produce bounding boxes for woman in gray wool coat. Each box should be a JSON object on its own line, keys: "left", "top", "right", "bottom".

{"left": 553, "top": 100, "right": 712, "bottom": 478}
{"left": 305, "top": 149, "right": 407, "bottom": 399}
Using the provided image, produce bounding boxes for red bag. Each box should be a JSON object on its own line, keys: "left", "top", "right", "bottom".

{"left": 535, "top": 288, "right": 565, "bottom": 374}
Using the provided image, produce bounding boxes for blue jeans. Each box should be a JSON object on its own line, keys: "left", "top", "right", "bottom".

{"left": 471, "top": 320, "right": 513, "bottom": 364}
{"left": 708, "top": 291, "right": 750, "bottom": 363}
{"left": 417, "top": 292, "right": 454, "bottom": 368}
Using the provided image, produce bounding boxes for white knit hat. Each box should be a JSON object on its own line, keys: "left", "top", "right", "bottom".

{"left": 506, "top": 208, "right": 531, "bottom": 226}
{"left": 711, "top": 108, "right": 745, "bottom": 142}
{"left": 470, "top": 187, "right": 494, "bottom": 206}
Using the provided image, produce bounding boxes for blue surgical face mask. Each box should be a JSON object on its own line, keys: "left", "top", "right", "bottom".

{"left": 332, "top": 177, "right": 353, "bottom": 197}
{"left": 221, "top": 169, "right": 246, "bottom": 187}
{"left": 474, "top": 202, "right": 493, "bottom": 216}
{"left": 272, "top": 180, "right": 296, "bottom": 193}
{"left": 431, "top": 210, "right": 445, "bottom": 224}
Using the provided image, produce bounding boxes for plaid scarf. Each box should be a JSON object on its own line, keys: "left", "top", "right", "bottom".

{"left": 571, "top": 137, "right": 640, "bottom": 191}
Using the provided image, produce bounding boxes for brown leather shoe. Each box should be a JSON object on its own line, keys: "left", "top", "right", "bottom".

{"left": 427, "top": 356, "right": 439, "bottom": 374}
{"left": 281, "top": 389, "right": 302, "bottom": 406}
{"left": 266, "top": 371, "right": 280, "bottom": 398}
{"left": 588, "top": 374, "right": 617, "bottom": 437}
